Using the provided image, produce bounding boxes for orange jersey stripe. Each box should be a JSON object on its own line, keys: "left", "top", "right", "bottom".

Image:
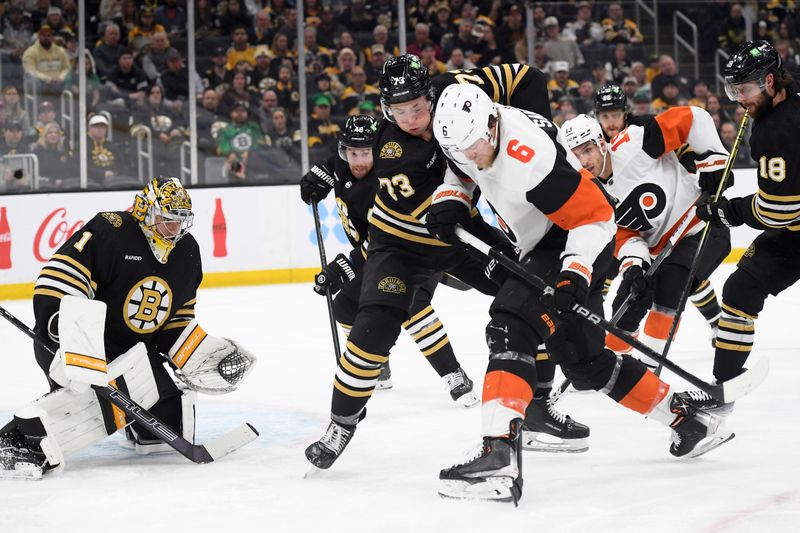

{"left": 482, "top": 370, "right": 533, "bottom": 415}
{"left": 643, "top": 309, "right": 678, "bottom": 340}
{"left": 614, "top": 226, "right": 640, "bottom": 258}
{"left": 654, "top": 107, "right": 694, "bottom": 154}
{"left": 649, "top": 203, "right": 703, "bottom": 256}
{"left": 605, "top": 332, "right": 634, "bottom": 354}
{"left": 618, "top": 371, "right": 671, "bottom": 414}
{"left": 547, "top": 168, "right": 614, "bottom": 230}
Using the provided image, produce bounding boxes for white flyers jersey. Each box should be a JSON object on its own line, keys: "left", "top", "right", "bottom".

{"left": 443, "top": 106, "right": 616, "bottom": 277}
{"left": 604, "top": 106, "right": 728, "bottom": 262}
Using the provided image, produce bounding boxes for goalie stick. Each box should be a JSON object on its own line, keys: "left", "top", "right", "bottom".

{"left": 0, "top": 305, "right": 258, "bottom": 464}
{"left": 453, "top": 227, "right": 768, "bottom": 404}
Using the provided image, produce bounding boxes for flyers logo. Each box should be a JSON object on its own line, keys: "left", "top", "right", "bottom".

{"left": 615, "top": 183, "right": 667, "bottom": 231}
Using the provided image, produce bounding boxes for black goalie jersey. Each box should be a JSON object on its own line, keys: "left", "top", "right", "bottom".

{"left": 32, "top": 211, "right": 203, "bottom": 361}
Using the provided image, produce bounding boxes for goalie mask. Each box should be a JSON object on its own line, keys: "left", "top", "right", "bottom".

{"left": 433, "top": 83, "right": 498, "bottom": 166}
{"left": 132, "top": 176, "right": 194, "bottom": 263}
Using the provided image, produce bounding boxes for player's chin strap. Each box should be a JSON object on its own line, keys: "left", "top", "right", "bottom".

{"left": 452, "top": 225, "right": 768, "bottom": 404}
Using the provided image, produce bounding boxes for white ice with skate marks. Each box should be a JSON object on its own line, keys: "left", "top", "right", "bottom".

{"left": 0, "top": 265, "right": 798, "bottom": 533}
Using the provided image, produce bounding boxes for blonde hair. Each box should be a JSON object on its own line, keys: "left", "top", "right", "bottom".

{"left": 38, "top": 121, "right": 64, "bottom": 150}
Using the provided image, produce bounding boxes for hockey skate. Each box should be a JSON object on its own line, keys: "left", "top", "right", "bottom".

{"left": 522, "top": 395, "right": 589, "bottom": 453}
{"left": 375, "top": 362, "right": 393, "bottom": 390}
{"left": 439, "top": 418, "right": 523, "bottom": 505}
{"left": 305, "top": 419, "right": 357, "bottom": 470}
{"left": 443, "top": 367, "right": 479, "bottom": 407}
{"left": 0, "top": 428, "right": 51, "bottom": 480}
{"left": 669, "top": 391, "right": 735, "bottom": 459}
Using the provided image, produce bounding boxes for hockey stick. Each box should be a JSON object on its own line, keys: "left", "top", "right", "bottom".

{"left": 655, "top": 110, "right": 750, "bottom": 376}
{"left": 453, "top": 226, "right": 768, "bottom": 403}
{"left": 0, "top": 305, "right": 258, "bottom": 464}
{"left": 311, "top": 202, "right": 342, "bottom": 363}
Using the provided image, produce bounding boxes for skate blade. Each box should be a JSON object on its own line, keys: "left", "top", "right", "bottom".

{"left": 374, "top": 379, "right": 393, "bottom": 390}
{"left": 682, "top": 431, "right": 735, "bottom": 459}
{"left": 304, "top": 464, "right": 324, "bottom": 479}
{"left": 455, "top": 391, "right": 479, "bottom": 408}
{"left": 522, "top": 431, "right": 589, "bottom": 453}
{"left": 438, "top": 477, "right": 519, "bottom": 505}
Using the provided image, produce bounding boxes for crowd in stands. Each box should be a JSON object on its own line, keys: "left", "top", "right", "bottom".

{"left": 1, "top": 1, "right": 797, "bottom": 193}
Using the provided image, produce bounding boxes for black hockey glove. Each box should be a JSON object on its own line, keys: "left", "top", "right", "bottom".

{"left": 612, "top": 263, "right": 654, "bottom": 318}
{"left": 483, "top": 241, "right": 518, "bottom": 286}
{"left": 300, "top": 164, "right": 334, "bottom": 205}
{"left": 541, "top": 270, "right": 589, "bottom": 320}
{"left": 425, "top": 184, "right": 472, "bottom": 244}
{"left": 314, "top": 253, "right": 356, "bottom": 296}
{"left": 696, "top": 151, "right": 733, "bottom": 194}
{"left": 696, "top": 197, "right": 742, "bottom": 227}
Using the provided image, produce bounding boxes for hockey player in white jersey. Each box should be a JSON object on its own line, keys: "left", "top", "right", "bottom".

{"left": 562, "top": 111, "right": 732, "bottom": 364}
{"left": 428, "top": 84, "right": 734, "bottom": 504}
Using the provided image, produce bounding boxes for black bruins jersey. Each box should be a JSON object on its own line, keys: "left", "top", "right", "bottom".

{"left": 729, "top": 87, "right": 800, "bottom": 231}
{"left": 328, "top": 154, "right": 379, "bottom": 264}
{"left": 32, "top": 211, "right": 202, "bottom": 360}
{"left": 432, "top": 63, "right": 552, "bottom": 119}
{"left": 369, "top": 120, "right": 450, "bottom": 251}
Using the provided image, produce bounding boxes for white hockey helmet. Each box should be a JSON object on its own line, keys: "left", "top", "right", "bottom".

{"left": 562, "top": 114, "right": 605, "bottom": 151}
{"left": 433, "top": 83, "right": 498, "bottom": 164}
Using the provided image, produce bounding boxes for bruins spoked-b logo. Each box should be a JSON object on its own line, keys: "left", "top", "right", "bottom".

{"left": 378, "top": 276, "right": 407, "bottom": 294}
{"left": 379, "top": 141, "right": 403, "bottom": 159}
{"left": 124, "top": 276, "right": 173, "bottom": 333}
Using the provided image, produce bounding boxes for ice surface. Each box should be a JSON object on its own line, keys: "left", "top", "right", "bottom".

{"left": 0, "top": 265, "right": 798, "bottom": 532}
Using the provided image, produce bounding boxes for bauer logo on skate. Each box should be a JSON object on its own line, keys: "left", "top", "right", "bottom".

{"left": 124, "top": 276, "right": 173, "bottom": 333}
{"left": 378, "top": 276, "right": 407, "bottom": 294}
{"left": 34, "top": 208, "right": 85, "bottom": 262}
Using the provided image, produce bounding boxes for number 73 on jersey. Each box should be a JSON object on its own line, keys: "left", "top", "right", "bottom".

{"left": 379, "top": 174, "right": 415, "bottom": 201}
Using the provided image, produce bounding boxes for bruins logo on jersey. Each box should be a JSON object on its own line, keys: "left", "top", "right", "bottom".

{"left": 124, "top": 276, "right": 173, "bottom": 333}
{"left": 378, "top": 276, "right": 406, "bottom": 294}
{"left": 101, "top": 212, "right": 123, "bottom": 227}
{"left": 744, "top": 242, "right": 756, "bottom": 258}
{"left": 379, "top": 141, "right": 403, "bottom": 159}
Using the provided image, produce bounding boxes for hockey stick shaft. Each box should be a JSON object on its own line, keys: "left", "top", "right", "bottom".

{"left": 655, "top": 110, "right": 750, "bottom": 376}
{"left": 453, "top": 226, "right": 766, "bottom": 402}
{"left": 311, "top": 202, "right": 342, "bottom": 362}
{"left": 0, "top": 305, "right": 257, "bottom": 464}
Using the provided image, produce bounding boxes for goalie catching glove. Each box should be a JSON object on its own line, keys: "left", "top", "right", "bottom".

{"left": 167, "top": 320, "right": 257, "bottom": 395}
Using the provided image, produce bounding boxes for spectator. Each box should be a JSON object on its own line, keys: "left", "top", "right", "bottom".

{"left": 86, "top": 114, "right": 123, "bottom": 185}
{"left": 160, "top": 49, "right": 196, "bottom": 103}
{"left": 531, "top": 41, "right": 551, "bottom": 72}
{"left": 303, "top": 26, "right": 334, "bottom": 72}
{"left": 216, "top": 101, "right": 268, "bottom": 183}
{"left": 563, "top": 1, "right": 604, "bottom": 48}
{"left": 409, "top": 0, "right": 436, "bottom": 27}
{"left": 650, "top": 55, "right": 690, "bottom": 100}
{"left": 547, "top": 61, "right": 580, "bottom": 108}
{"left": 448, "top": 19, "right": 484, "bottom": 65}
{"left": 719, "top": 120, "right": 752, "bottom": 166}
{"left": 543, "top": 16, "right": 585, "bottom": 69}
{"left": 22, "top": 24, "right": 71, "bottom": 102}
{"left": 621, "top": 75, "right": 640, "bottom": 100}
{"left": 365, "top": 25, "right": 399, "bottom": 64}
{"left": 246, "top": 8, "right": 272, "bottom": 48}
{"left": 99, "top": 0, "right": 124, "bottom": 22}
{"left": 591, "top": 62, "right": 610, "bottom": 88}
{"left": 606, "top": 43, "right": 632, "bottom": 83}
{"left": 308, "top": 94, "right": 341, "bottom": 161}
{"left": 93, "top": 22, "right": 123, "bottom": 78}
{"left": 0, "top": 121, "right": 29, "bottom": 156}
{"left": 718, "top": 3, "right": 747, "bottom": 53}
{"left": 601, "top": 2, "right": 643, "bottom": 44}
{"left": 705, "top": 93, "right": 731, "bottom": 124}
{"left": 573, "top": 79, "right": 595, "bottom": 115}
{"left": 29, "top": 0, "right": 50, "bottom": 30}
{"left": 195, "top": 0, "right": 222, "bottom": 38}
{"left": 203, "top": 47, "right": 231, "bottom": 93}
{"left": 141, "top": 31, "right": 173, "bottom": 81}
{"left": 264, "top": 107, "right": 301, "bottom": 163}
{"left": 337, "top": 32, "right": 365, "bottom": 67}
{"left": 630, "top": 61, "right": 648, "bottom": 93}
{"left": 44, "top": 7, "right": 73, "bottom": 42}
{"left": 227, "top": 25, "right": 257, "bottom": 71}
{"left": 369, "top": 0, "right": 397, "bottom": 29}
{"left": 408, "top": 23, "right": 442, "bottom": 60}
{"left": 119, "top": 0, "right": 140, "bottom": 40}
{"left": 274, "top": 64, "right": 300, "bottom": 116}
{"left": 155, "top": 0, "right": 187, "bottom": 42}
{"left": 340, "top": 0, "right": 375, "bottom": 33}
{"left": 132, "top": 84, "right": 185, "bottom": 176}
{"left": 775, "top": 39, "right": 800, "bottom": 76}
{"left": 475, "top": 20, "right": 502, "bottom": 66}
{"left": 688, "top": 80, "right": 711, "bottom": 109}
{"left": 445, "top": 47, "right": 477, "bottom": 71}
{"left": 250, "top": 47, "right": 274, "bottom": 90}
{"left": 34, "top": 101, "right": 58, "bottom": 136}
{"left": 364, "top": 45, "right": 387, "bottom": 85}
{"left": 197, "top": 89, "right": 224, "bottom": 160}
{"left": 340, "top": 66, "right": 381, "bottom": 117}
{"left": 33, "top": 121, "right": 77, "bottom": 185}
{"left": 420, "top": 42, "right": 447, "bottom": 76}
{"left": 0, "top": 101, "right": 7, "bottom": 134}
{"left": 317, "top": 5, "right": 346, "bottom": 49}
{"left": 326, "top": 48, "right": 358, "bottom": 94}
{"left": 221, "top": 71, "right": 259, "bottom": 117}
{"left": 220, "top": 0, "right": 253, "bottom": 36}
{"left": 257, "top": 90, "right": 280, "bottom": 134}
{"left": 311, "top": 73, "right": 341, "bottom": 116}
{"left": 651, "top": 79, "right": 681, "bottom": 113}
{"left": 553, "top": 96, "right": 578, "bottom": 126}
{"left": 631, "top": 91, "right": 652, "bottom": 116}
{"left": 104, "top": 48, "right": 148, "bottom": 111}
{"left": 268, "top": 32, "right": 296, "bottom": 78}
{"left": 128, "top": 7, "right": 165, "bottom": 54}
{"left": 430, "top": 3, "right": 455, "bottom": 45}
{"left": 496, "top": 3, "right": 526, "bottom": 53}
{"left": 2, "top": 6, "right": 34, "bottom": 70}
{"left": 2, "top": 87, "right": 31, "bottom": 131}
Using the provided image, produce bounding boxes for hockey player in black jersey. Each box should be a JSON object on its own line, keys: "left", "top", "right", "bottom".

{"left": 594, "top": 84, "right": 728, "bottom": 343}
{"left": 299, "top": 115, "right": 478, "bottom": 404}
{"left": 697, "top": 40, "right": 800, "bottom": 404}
{"left": 0, "top": 177, "right": 256, "bottom": 479}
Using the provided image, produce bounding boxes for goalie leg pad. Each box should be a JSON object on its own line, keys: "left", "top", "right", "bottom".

{"left": 124, "top": 388, "right": 196, "bottom": 455}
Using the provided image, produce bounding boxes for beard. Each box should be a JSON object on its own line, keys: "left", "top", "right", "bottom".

{"left": 747, "top": 91, "right": 774, "bottom": 120}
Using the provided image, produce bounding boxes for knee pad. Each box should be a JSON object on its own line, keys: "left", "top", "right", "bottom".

{"left": 486, "top": 312, "right": 546, "bottom": 355}
{"left": 13, "top": 343, "right": 157, "bottom": 469}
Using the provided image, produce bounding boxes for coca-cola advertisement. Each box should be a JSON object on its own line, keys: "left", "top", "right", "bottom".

{"left": 213, "top": 198, "right": 228, "bottom": 258}
{"left": 0, "top": 206, "right": 11, "bottom": 270}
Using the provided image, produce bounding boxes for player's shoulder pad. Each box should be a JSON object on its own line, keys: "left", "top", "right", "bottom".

{"left": 607, "top": 124, "right": 646, "bottom": 167}
{"left": 497, "top": 107, "right": 559, "bottom": 191}
{"left": 85, "top": 211, "right": 129, "bottom": 235}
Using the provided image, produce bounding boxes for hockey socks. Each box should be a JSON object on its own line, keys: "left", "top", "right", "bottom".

{"left": 402, "top": 305, "right": 459, "bottom": 376}
{"left": 713, "top": 304, "right": 756, "bottom": 383}
{"left": 690, "top": 279, "right": 722, "bottom": 326}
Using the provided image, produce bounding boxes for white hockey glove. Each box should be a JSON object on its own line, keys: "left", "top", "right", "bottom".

{"left": 167, "top": 320, "right": 257, "bottom": 395}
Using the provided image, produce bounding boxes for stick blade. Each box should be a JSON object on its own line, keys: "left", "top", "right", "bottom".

{"left": 719, "top": 357, "right": 770, "bottom": 403}
{"left": 200, "top": 423, "right": 259, "bottom": 462}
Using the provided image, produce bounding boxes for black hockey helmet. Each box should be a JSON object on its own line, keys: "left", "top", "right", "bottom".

{"left": 338, "top": 115, "right": 378, "bottom": 160}
{"left": 594, "top": 84, "right": 627, "bottom": 113}
{"left": 723, "top": 40, "right": 782, "bottom": 100}
{"left": 379, "top": 54, "right": 432, "bottom": 121}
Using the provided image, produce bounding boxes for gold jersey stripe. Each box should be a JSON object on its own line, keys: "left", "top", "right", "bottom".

{"left": 51, "top": 253, "right": 92, "bottom": 280}
{"left": 346, "top": 340, "right": 389, "bottom": 364}
{"left": 412, "top": 320, "right": 443, "bottom": 342}
{"left": 334, "top": 378, "right": 374, "bottom": 398}
{"left": 718, "top": 320, "right": 755, "bottom": 332}
{"left": 374, "top": 195, "right": 423, "bottom": 223}
{"left": 757, "top": 189, "right": 800, "bottom": 202}
{"left": 422, "top": 336, "right": 450, "bottom": 357}
{"left": 535, "top": 352, "right": 550, "bottom": 361}
{"left": 509, "top": 65, "right": 529, "bottom": 100}
{"left": 715, "top": 340, "right": 753, "bottom": 352}
{"left": 481, "top": 66, "right": 500, "bottom": 102}
{"left": 339, "top": 355, "right": 381, "bottom": 378}
{"left": 410, "top": 196, "right": 433, "bottom": 219}
{"left": 39, "top": 268, "right": 91, "bottom": 297}
{"left": 162, "top": 320, "right": 192, "bottom": 331}
{"left": 721, "top": 303, "right": 757, "bottom": 320}
{"left": 404, "top": 305, "right": 434, "bottom": 327}
{"left": 33, "top": 287, "right": 67, "bottom": 299}
{"left": 370, "top": 217, "right": 450, "bottom": 247}
{"left": 174, "top": 308, "right": 196, "bottom": 316}
{"left": 693, "top": 292, "right": 718, "bottom": 308}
